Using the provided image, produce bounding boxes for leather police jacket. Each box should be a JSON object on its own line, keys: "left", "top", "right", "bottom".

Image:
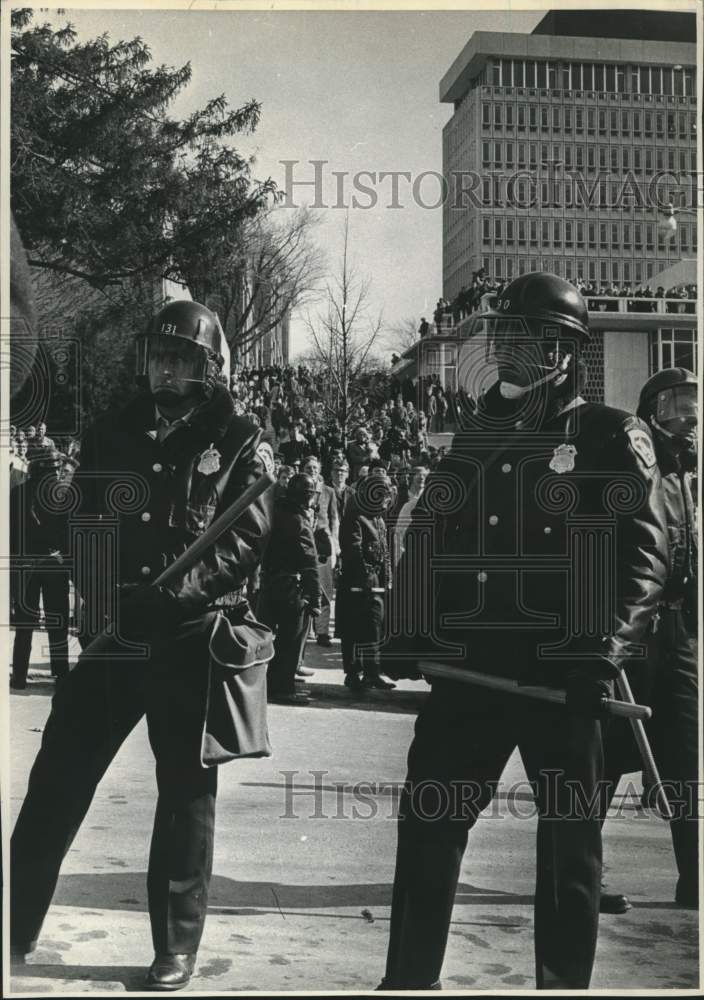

{"left": 261, "top": 497, "right": 321, "bottom": 610}
{"left": 652, "top": 431, "right": 698, "bottom": 623}
{"left": 76, "top": 385, "right": 272, "bottom": 616}
{"left": 387, "top": 389, "right": 669, "bottom": 682}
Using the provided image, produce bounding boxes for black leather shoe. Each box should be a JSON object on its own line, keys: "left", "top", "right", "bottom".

{"left": 269, "top": 690, "right": 312, "bottom": 706}
{"left": 365, "top": 674, "right": 397, "bottom": 691}
{"left": 376, "top": 979, "right": 442, "bottom": 990}
{"left": 600, "top": 890, "right": 632, "bottom": 914}
{"left": 316, "top": 634, "right": 333, "bottom": 647}
{"left": 344, "top": 672, "right": 366, "bottom": 692}
{"left": 145, "top": 953, "right": 197, "bottom": 991}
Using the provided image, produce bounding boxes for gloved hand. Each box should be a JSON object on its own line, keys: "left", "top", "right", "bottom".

{"left": 118, "top": 583, "right": 183, "bottom": 641}
{"left": 565, "top": 670, "right": 613, "bottom": 718}
{"left": 303, "top": 602, "right": 321, "bottom": 618}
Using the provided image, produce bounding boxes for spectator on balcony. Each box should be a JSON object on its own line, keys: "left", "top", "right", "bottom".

{"left": 418, "top": 317, "right": 430, "bottom": 339}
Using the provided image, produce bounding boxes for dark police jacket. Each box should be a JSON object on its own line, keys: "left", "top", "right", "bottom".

{"left": 339, "top": 496, "right": 391, "bottom": 591}
{"left": 654, "top": 436, "right": 698, "bottom": 632}
{"left": 76, "top": 385, "right": 273, "bottom": 765}
{"left": 261, "top": 497, "right": 322, "bottom": 611}
{"left": 10, "top": 477, "right": 70, "bottom": 567}
{"left": 387, "top": 388, "right": 669, "bottom": 685}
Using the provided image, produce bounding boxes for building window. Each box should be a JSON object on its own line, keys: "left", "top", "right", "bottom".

{"left": 530, "top": 257, "right": 539, "bottom": 272}
{"left": 506, "top": 257, "right": 514, "bottom": 279}
{"left": 600, "top": 260, "right": 608, "bottom": 283}
{"left": 623, "top": 261, "right": 631, "bottom": 283}
{"left": 482, "top": 177, "right": 491, "bottom": 205}
{"left": 623, "top": 223, "right": 631, "bottom": 250}
{"left": 645, "top": 149, "right": 653, "bottom": 173}
{"left": 530, "top": 220, "right": 538, "bottom": 247}
{"left": 595, "top": 64, "right": 605, "bottom": 91}
{"left": 553, "top": 219, "right": 562, "bottom": 247}
{"left": 494, "top": 142, "right": 502, "bottom": 167}
{"left": 564, "top": 146, "right": 573, "bottom": 169}
{"left": 483, "top": 256, "right": 491, "bottom": 273}
{"left": 529, "top": 143, "right": 537, "bottom": 169}
{"left": 519, "top": 257, "right": 527, "bottom": 275}
{"left": 542, "top": 219, "right": 550, "bottom": 244}
{"left": 611, "top": 260, "right": 620, "bottom": 283}
{"left": 588, "top": 222, "right": 596, "bottom": 249}
{"left": 583, "top": 63, "right": 594, "bottom": 91}
{"left": 576, "top": 145, "right": 584, "bottom": 169}
{"left": 518, "top": 219, "right": 526, "bottom": 246}
{"left": 635, "top": 260, "right": 643, "bottom": 283}
{"left": 494, "top": 218, "right": 503, "bottom": 244}
{"left": 526, "top": 61, "right": 536, "bottom": 88}
{"left": 611, "top": 222, "right": 619, "bottom": 248}
{"left": 576, "top": 221, "right": 585, "bottom": 249}
{"left": 576, "top": 108, "right": 584, "bottom": 133}
{"left": 506, "top": 105, "right": 514, "bottom": 129}
{"left": 599, "top": 223, "right": 607, "bottom": 250}
{"left": 565, "top": 258, "right": 573, "bottom": 280}
{"left": 655, "top": 113, "right": 664, "bottom": 139}
{"left": 482, "top": 218, "right": 491, "bottom": 244}
{"left": 598, "top": 109, "right": 607, "bottom": 135}
{"left": 680, "top": 223, "right": 689, "bottom": 252}
{"left": 634, "top": 223, "right": 642, "bottom": 250}
{"left": 517, "top": 142, "right": 526, "bottom": 168}
{"left": 599, "top": 146, "right": 608, "bottom": 170}
{"left": 562, "top": 64, "right": 571, "bottom": 90}
{"left": 482, "top": 142, "right": 491, "bottom": 168}
{"left": 616, "top": 65, "right": 626, "bottom": 93}
{"left": 506, "top": 219, "right": 514, "bottom": 245}
{"left": 610, "top": 147, "right": 618, "bottom": 171}
{"left": 633, "top": 111, "right": 641, "bottom": 137}
{"left": 587, "top": 146, "right": 595, "bottom": 170}
{"left": 540, "top": 106, "right": 549, "bottom": 130}
{"left": 564, "top": 107, "right": 572, "bottom": 131}
{"left": 589, "top": 260, "right": 596, "bottom": 282}
{"left": 482, "top": 104, "right": 490, "bottom": 128}
{"left": 621, "top": 110, "right": 630, "bottom": 136}
{"left": 506, "top": 142, "right": 515, "bottom": 168}
{"left": 646, "top": 223, "right": 654, "bottom": 251}
{"left": 494, "top": 105, "right": 503, "bottom": 128}
{"left": 529, "top": 106, "right": 538, "bottom": 131}
{"left": 577, "top": 259, "right": 585, "bottom": 282}
{"left": 634, "top": 147, "right": 642, "bottom": 173}
{"left": 492, "top": 61, "right": 501, "bottom": 87}
{"left": 610, "top": 110, "right": 618, "bottom": 136}
{"left": 537, "top": 61, "right": 547, "bottom": 88}
{"left": 678, "top": 112, "right": 687, "bottom": 139}
{"left": 565, "top": 221, "right": 573, "bottom": 248}
{"left": 518, "top": 105, "right": 526, "bottom": 131}
{"left": 622, "top": 147, "right": 630, "bottom": 171}
{"left": 650, "top": 329, "right": 698, "bottom": 375}
{"left": 605, "top": 64, "right": 616, "bottom": 92}
{"left": 644, "top": 112, "right": 653, "bottom": 138}
{"left": 494, "top": 256, "right": 503, "bottom": 278}
{"left": 640, "top": 66, "right": 650, "bottom": 95}
{"left": 552, "top": 107, "right": 561, "bottom": 130}
{"left": 514, "top": 60, "right": 525, "bottom": 87}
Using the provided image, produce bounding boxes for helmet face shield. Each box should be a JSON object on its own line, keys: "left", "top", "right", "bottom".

{"left": 461, "top": 313, "right": 579, "bottom": 390}
{"left": 655, "top": 383, "right": 698, "bottom": 437}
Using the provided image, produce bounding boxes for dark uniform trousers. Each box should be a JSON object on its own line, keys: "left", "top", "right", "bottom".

{"left": 340, "top": 590, "right": 384, "bottom": 679}
{"left": 11, "top": 630, "right": 216, "bottom": 955}
{"left": 12, "top": 566, "right": 70, "bottom": 683}
{"left": 603, "top": 607, "right": 698, "bottom": 902}
{"left": 384, "top": 684, "right": 603, "bottom": 990}
{"left": 258, "top": 578, "right": 307, "bottom": 695}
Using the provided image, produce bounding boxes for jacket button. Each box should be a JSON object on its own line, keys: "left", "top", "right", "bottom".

{"left": 197, "top": 520, "right": 205, "bottom": 529}
{"left": 501, "top": 463, "right": 512, "bottom": 473}
{"left": 141, "top": 566, "right": 152, "bottom": 577}
{"left": 543, "top": 526, "right": 552, "bottom": 534}
{"left": 141, "top": 512, "right": 151, "bottom": 522}
{"left": 152, "top": 463, "right": 163, "bottom": 473}
{"left": 489, "top": 515, "right": 499, "bottom": 526}
{"left": 477, "top": 571, "right": 488, "bottom": 583}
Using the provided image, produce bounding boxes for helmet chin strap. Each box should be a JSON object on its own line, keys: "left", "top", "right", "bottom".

{"left": 500, "top": 355, "right": 572, "bottom": 399}
{"left": 650, "top": 415, "right": 697, "bottom": 451}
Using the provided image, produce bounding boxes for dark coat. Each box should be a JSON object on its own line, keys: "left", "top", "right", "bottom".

{"left": 11, "top": 478, "right": 70, "bottom": 565}
{"left": 313, "top": 483, "right": 339, "bottom": 600}
{"left": 261, "top": 497, "right": 322, "bottom": 610}
{"left": 339, "top": 497, "right": 391, "bottom": 591}
{"left": 387, "top": 389, "right": 669, "bottom": 685}
{"left": 76, "top": 385, "right": 273, "bottom": 765}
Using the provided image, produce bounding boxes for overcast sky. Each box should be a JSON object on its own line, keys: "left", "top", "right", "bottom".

{"left": 44, "top": 7, "right": 544, "bottom": 357}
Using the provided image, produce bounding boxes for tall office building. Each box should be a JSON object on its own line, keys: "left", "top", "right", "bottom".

{"left": 436, "top": 9, "right": 697, "bottom": 407}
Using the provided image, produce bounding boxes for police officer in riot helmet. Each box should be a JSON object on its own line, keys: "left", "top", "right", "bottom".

{"left": 258, "top": 473, "right": 322, "bottom": 705}
{"left": 380, "top": 273, "right": 668, "bottom": 990}
{"left": 11, "top": 449, "right": 71, "bottom": 688}
{"left": 602, "top": 367, "right": 698, "bottom": 911}
{"left": 11, "top": 299, "right": 272, "bottom": 990}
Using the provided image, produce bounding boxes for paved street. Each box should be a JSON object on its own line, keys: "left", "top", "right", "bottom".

{"left": 8, "top": 629, "right": 699, "bottom": 994}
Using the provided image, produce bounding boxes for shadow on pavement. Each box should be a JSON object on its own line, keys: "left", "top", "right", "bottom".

{"left": 52, "top": 872, "right": 530, "bottom": 912}
{"left": 285, "top": 681, "right": 428, "bottom": 715}
{"left": 12, "top": 962, "right": 145, "bottom": 990}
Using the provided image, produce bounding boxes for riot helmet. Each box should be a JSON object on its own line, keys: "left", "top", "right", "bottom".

{"left": 287, "top": 473, "right": 318, "bottom": 509}
{"left": 137, "top": 300, "right": 230, "bottom": 401}
{"left": 637, "top": 368, "right": 697, "bottom": 464}
{"left": 459, "top": 273, "right": 590, "bottom": 406}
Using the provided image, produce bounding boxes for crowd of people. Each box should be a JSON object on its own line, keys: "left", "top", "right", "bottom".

{"left": 420, "top": 270, "right": 698, "bottom": 335}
